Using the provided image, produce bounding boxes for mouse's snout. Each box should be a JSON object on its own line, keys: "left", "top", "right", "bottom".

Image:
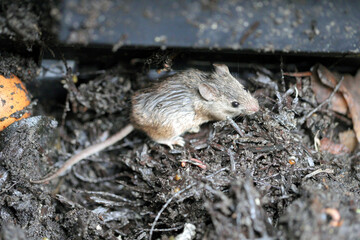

{"left": 246, "top": 100, "right": 260, "bottom": 114}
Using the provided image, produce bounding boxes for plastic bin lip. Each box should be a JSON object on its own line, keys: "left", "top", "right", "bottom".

{"left": 58, "top": 0, "right": 360, "bottom": 54}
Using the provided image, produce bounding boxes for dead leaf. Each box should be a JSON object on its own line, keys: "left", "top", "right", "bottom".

{"left": 311, "top": 65, "right": 348, "bottom": 115}
{"left": 316, "top": 64, "right": 342, "bottom": 88}
{"left": 320, "top": 138, "right": 350, "bottom": 154}
{"left": 339, "top": 130, "right": 357, "bottom": 152}
{"left": 340, "top": 72, "right": 360, "bottom": 143}
{"left": 316, "top": 65, "right": 360, "bottom": 143}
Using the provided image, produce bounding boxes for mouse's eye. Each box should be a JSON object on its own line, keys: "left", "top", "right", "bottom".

{"left": 231, "top": 101, "right": 239, "bottom": 108}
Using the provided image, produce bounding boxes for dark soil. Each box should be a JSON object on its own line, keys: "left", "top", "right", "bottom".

{"left": 0, "top": 1, "right": 359, "bottom": 240}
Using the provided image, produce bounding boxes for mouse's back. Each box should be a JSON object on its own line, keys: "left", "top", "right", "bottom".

{"left": 131, "top": 69, "right": 204, "bottom": 142}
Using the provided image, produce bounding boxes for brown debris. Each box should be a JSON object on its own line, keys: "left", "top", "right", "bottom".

{"left": 339, "top": 130, "right": 358, "bottom": 152}
{"left": 320, "top": 138, "right": 350, "bottom": 154}
{"left": 239, "top": 21, "right": 260, "bottom": 45}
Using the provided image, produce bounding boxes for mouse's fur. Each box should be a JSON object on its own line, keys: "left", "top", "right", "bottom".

{"left": 131, "top": 64, "right": 259, "bottom": 148}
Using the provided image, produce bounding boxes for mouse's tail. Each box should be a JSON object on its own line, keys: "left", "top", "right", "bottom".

{"left": 30, "top": 124, "right": 134, "bottom": 184}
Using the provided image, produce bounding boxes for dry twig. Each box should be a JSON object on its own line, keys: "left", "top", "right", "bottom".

{"left": 303, "top": 168, "right": 334, "bottom": 180}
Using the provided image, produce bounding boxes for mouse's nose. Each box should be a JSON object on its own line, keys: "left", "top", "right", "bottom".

{"left": 247, "top": 101, "right": 260, "bottom": 113}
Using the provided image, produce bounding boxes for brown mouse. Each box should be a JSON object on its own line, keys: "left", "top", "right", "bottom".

{"left": 31, "top": 64, "right": 259, "bottom": 183}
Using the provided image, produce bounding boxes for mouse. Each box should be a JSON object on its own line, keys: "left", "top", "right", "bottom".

{"left": 31, "top": 64, "right": 259, "bottom": 183}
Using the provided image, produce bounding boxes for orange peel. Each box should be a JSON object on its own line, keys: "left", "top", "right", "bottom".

{"left": 0, "top": 74, "right": 31, "bottom": 131}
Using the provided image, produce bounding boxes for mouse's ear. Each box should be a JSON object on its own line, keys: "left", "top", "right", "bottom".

{"left": 198, "top": 83, "right": 218, "bottom": 101}
{"left": 213, "top": 64, "right": 230, "bottom": 75}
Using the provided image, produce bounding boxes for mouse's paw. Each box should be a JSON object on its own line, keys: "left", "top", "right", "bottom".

{"left": 157, "top": 136, "right": 185, "bottom": 149}
{"left": 172, "top": 136, "right": 185, "bottom": 147}
{"left": 188, "top": 126, "right": 200, "bottom": 133}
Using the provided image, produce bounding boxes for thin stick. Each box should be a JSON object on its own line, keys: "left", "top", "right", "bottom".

{"left": 283, "top": 72, "right": 312, "bottom": 77}
{"left": 280, "top": 56, "right": 286, "bottom": 92}
{"left": 227, "top": 148, "right": 236, "bottom": 173}
{"left": 303, "top": 168, "right": 334, "bottom": 180}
